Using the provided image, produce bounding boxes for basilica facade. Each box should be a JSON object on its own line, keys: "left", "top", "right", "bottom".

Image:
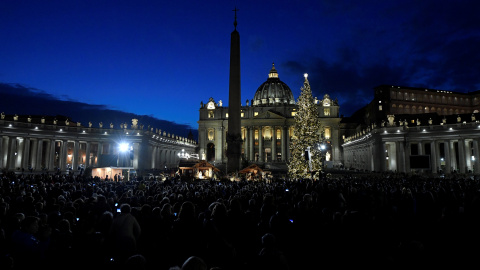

{"left": 197, "top": 64, "right": 343, "bottom": 172}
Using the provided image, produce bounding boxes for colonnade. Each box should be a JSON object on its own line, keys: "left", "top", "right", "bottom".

{"left": 343, "top": 124, "right": 480, "bottom": 175}
{"left": 0, "top": 126, "right": 196, "bottom": 174}
{"left": 384, "top": 138, "right": 480, "bottom": 174}
{"left": 241, "top": 125, "right": 291, "bottom": 162}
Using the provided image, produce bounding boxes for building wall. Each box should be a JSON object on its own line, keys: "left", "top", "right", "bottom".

{"left": 342, "top": 114, "right": 480, "bottom": 174}
{"left": 0, "top": 116, "right": 196, "bottom": 176}
{"left": 198, "top": 94, "right": 343, "bottom": 169}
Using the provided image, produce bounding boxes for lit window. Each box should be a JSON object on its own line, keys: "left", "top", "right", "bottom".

{"left": 241, "top": 112, "right": 244, "bottom": 117}
{"left": 208, "top": 111, "right": 214, "bottom": 118}
{"left": 324, "top": 127, "right": 331, "bottom": 139}
{"left": 379, "top": 105, "right": 382, "bottom": 111}
{"left": 324, "top": 108, "right": 330, "bottom": 116}
{"left": 226, "top": 113, "right": 229, "bottom": 118}
{"left": 254, "top": 112, "right": 259, "bottom": 116}
{"left": 208, "top": 129, "right": 214, "bottom": 140}
{"left": 291, "top": 111, "right": 296, "bottom": 116}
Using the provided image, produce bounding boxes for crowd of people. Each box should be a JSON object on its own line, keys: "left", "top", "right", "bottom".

{"left": 1, "top": 170, "right": 480, "bottom": 269}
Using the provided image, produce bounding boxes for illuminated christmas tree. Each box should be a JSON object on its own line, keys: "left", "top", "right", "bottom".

{"left": 287, "top": 73, "right": 322, "bottom": 179}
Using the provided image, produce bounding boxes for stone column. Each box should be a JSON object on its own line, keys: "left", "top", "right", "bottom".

{"left": 72, "top": 140, "right": 79, "bottom": 171}
{"left": 444, "top": 140, "right": 451, "bottom": 174}
{"left": 22, "top": 137, "right": 31, "bottom": 170}
{"left": 7, "top": 136, "right": 17, "bottom": 170}
{"left": 35, "top": 139, "right": 43, "bottom": 171}
{"left": 85, "top": 142, "right": 91, "bottom": 168}
{"left": 0, "top": 136, "right": 4, "bottom": 168}
{"left": 249, "top": 127, "right": 254, "bottom": 161}
{"left": 404, "top": 141, "right": 411, "bottom": 173}
{"left": 272, "top": 126, "right": 277, "bottom": 162}
{"left": 60, "top": 140, "right": 68, "bottom": 172}
{"left": 430, "top": 140, "right": 438, "bottom": 174}
{"left": 286, "top": 127, "right": 291, "bottom": 160}
{"left": 244, "top": 127, "right": 249, "bottom": 161}
{"left": 473, "top": 139, "right": 480, "bottom": 174}
{"left": 281, "top": 126, "right": 286, "bottom": 161}
{"left": 214, "top": 127, "right": 222, "bottom": 162}
{"left": 98, "top": 142, "right": 104, "bottom": 155}
{"left": 258, "top": 127, "right": 263, "bottom": 162}
{"left": 458, "top": 138, "right": 466, "bottom": 173}
{"left": 48, "top": 140, "right": 55, "bottom": 171}
{"left": 395, "top": 141, "right": 405, "bottom": 173}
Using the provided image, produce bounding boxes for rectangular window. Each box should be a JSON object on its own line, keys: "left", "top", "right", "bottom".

{"left": 291, "top": 111, "right": 296, "bottom": 116}
{"left": 241, "top": 112, "right": 244, "bottom": 117}
{"left": 254, "top": 112, "right": 259, "bottom": 116}
{"left": 324, "top": 108, "right": 330, "bottom": 116}
{"left": 208, "top": 111, "right": 214, "bottom": 118}
{"left": 379, "top": 105, "right": 383, "bottom": 111}
{"left": 324, "top": 127, "right": 331, "bottom": 139}
{"left": 226, "top": 113, "right": 229, "bottom": 118}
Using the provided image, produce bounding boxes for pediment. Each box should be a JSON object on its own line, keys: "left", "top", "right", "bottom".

{"left": 254, "top": 110, "right": 285, "bottom": 119}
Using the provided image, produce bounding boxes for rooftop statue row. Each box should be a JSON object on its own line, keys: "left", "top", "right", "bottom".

{"left": 0, "top": 112, "right": 196, "bottom": 144}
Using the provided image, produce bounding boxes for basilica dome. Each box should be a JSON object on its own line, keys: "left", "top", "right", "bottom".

{"left": 252, "top": 63, "right": 295, "bottom": 106}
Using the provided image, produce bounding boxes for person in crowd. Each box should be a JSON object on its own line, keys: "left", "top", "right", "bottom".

{"left": 2, "top": 171, "right": 480, "bottom": 269}
{"left": 109, "top": 203, "right": 141, "bottom": 263}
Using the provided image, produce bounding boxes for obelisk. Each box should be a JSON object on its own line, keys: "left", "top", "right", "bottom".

{"left": 226, "top": 7, "right": 241, "bottom": 173}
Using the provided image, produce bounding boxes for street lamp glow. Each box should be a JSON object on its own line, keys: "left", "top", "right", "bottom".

{"left": 119, "top": 143, "right": 129, "bottom": 152}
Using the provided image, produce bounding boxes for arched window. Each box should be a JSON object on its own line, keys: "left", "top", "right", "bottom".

{"left": 324, "top": 127, "right": 331, "bottom": 139}
{"left": 208, "top": 129, "right": 215, "bottom": 141}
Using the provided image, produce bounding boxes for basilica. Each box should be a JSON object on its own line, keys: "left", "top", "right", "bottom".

{"left": 197, "top": 63, "right": 343, "bottom": 173}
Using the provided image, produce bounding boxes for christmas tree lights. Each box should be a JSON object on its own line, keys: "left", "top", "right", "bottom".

{"left": 287, "top": 73, "right": 322, "bottom": 179}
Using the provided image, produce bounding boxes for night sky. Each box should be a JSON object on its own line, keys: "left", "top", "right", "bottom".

{"left": 1, "top": 0, "right": 479, "bottom": 132}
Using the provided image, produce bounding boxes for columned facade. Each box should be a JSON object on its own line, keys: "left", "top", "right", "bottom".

{"left": 0, "top": 117, "right": 196, "bottom": 178}
{"left": 198, "top": 65, "right": 343, "bottom": 172}
{"left": 343, "top": 117, "right": 480, "bottom": 175}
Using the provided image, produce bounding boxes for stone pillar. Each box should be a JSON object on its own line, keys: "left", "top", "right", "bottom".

{"left": 0, "top": 136, "right": 4, "bottom": 168}
{"left": 249, "top": 127, "right": 254, "bottom": 161}
{"left": 220, "top": 127, "right": 225, "bottom": 163}
{"left": 430, "top": 140, "right": 438, "bottom": 174}
{"left": 281, "top": 126, "right": 287, "bottom": 161}
{"left": 395, "top": 141, "right": 405, "bottom": 173}
{"left": 35, "top": 139, "right": 43, "bottom": 171}
{"left": 405, "top": 142, "right": 412, "bottom": 173}
{"left": 465, "top": 139, "right": 473, "bottom": 172}
{"left": 48, "top": 140, "right": 55, "bottom": 171}
{"left": 272, "top": 126, "right": 277, "bottom": 162}
{"left": 458, "top": 138, "right": 466, "bottom": 173}
{"left": 22, "top": 137, "right": 31, "bottom": 170}
{"left": 258, "top": 127, "right": 263, "bottom": 162}
{"left": 29, "top": 139, "right": 38, "bottom": 171}
{"left": 244, "top": 128, "right": 248, "bottom": 161}
{"left": 473, "top": 139, "right": 480, "bottom": 174}
{"left": 418, "top": 142, "right": 423, "bottom": 155}
{"left": 444, "top": 140, "right": 451, "bottom": 174}
{"left": 286, "top": 127, "right": 291, "bottom": 161}
{"left": 98, "top": 142, "right": 104, "bottom": 155}
{"left": 72, "top": 141, "right": 79, "bottom": 171}
{"left": 85, "top": 142, "right": 91, "bottom": 168}
{"left": 7, "top": 136, "right": 17, "bottom": 170}
{"left": 60, "top": 140, "right": 68, "bottom": 172}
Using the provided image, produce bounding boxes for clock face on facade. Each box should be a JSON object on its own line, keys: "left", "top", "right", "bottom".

{"left": 207, "top": 101, "right": 215, "bottom": 109}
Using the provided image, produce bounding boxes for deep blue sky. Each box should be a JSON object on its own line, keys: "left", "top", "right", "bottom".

{"left": 1, "top": 0, "right": 479, "bottom": 130}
